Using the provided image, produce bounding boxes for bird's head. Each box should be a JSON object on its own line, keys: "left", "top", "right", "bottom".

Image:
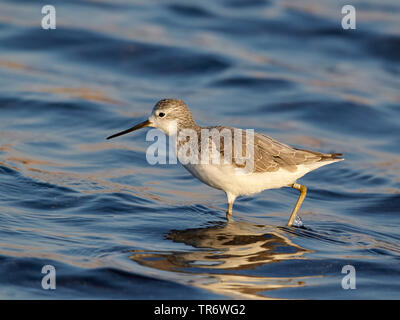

{"left": 107, "top": 99, "right": 196, "bottom": 140}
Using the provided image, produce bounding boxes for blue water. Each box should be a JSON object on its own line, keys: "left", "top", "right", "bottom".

{"left": 1, "top": 0, "right": 400, "bottom": 299}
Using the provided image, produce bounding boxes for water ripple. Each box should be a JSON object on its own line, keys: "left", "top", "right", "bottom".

{"left": 0, "top": 0, "right": 399, "bottom": 299}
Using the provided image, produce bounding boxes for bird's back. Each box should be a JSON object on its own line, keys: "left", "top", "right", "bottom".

{"left": 194, "top": 126, "right": 343, "bottom": 174}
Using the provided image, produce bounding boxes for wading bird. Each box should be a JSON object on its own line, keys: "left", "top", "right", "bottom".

{"left": 107, "top": 99, "right": 343, "bottom": 226}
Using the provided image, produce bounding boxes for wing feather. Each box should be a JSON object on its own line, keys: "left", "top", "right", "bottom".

{"left": 198, "top": 126, "right": 342, "bottom": 173}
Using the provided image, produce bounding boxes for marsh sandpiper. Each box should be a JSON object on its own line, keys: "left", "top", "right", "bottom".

{"left": 107, "top": 99, "right": 343, "bottom": 227}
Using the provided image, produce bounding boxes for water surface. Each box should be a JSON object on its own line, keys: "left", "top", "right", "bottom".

{"left": 0, "top": 0, "right": 400, "bottom": 299}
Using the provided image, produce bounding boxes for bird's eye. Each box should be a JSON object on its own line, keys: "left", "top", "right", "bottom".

{"left": 158, "top": 112, "right": 165, "bottom": 118}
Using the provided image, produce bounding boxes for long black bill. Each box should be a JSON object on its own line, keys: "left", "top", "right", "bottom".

{"left": 107, "top": 119, "right": 151, "bottom": 140}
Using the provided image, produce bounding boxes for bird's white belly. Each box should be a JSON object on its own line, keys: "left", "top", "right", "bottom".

{"left": 182, "top": 163, "right": 317, "bottom": 196}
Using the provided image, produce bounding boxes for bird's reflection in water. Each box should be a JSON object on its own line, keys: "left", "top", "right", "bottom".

{"left": 130, "top": 220, "right": 318, "bottom": 299}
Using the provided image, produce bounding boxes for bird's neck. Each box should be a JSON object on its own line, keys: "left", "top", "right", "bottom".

{"left": 175, "top": 121, "right": 200, "bottom": 135}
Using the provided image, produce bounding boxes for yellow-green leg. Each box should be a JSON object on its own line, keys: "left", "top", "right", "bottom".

{"left": 225, "top": 192, "right": 236, "bottom": 220}
{"left": 287, "top": 183, "right": 307, "bottom": 227}
{"left": 226, "top": 202, "right": 233, "bottom": 219}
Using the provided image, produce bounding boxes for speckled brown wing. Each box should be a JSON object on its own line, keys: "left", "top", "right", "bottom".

{"left": 250, "top": 133, "right": 317, "bottom": 172}
{"left": 250, "top": 133, "right": 343, "bottom": 173}
{"left": 200, "top": 127, "right": 342, "bottom": 173}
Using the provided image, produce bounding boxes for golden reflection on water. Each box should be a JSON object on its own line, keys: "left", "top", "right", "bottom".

{"left": 130, "top": 220, "right": 317, "bottom": 299}
{"left": 0, "top": 60, "right": 37, "bottom": 73}
{"left": 33, "top": 87, "right": 122, "bottom": 105}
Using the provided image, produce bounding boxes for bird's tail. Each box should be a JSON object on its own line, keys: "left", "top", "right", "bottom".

{"left": 320, "top": 152, "right": 344, "bottom": 162}
{"left": 295, "top": 148, "right": 344, "bottom": 162}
